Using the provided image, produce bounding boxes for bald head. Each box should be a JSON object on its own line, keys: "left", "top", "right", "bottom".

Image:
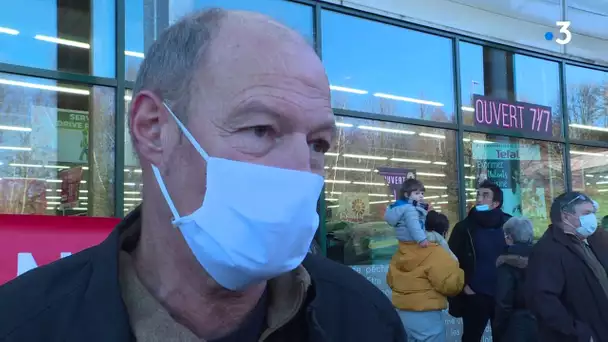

{"left": 131, "top": 8, "right": 317, "bottom": 123}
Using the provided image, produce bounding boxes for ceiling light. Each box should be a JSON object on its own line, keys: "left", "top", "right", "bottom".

{"left": 0, "top": 27, "right": 19, "bottom": 35}
{"left": 325, "top": 152, "right": 339, "bottom": 156}
{"left": 336, "top": 122, "right": 353, "bottom": 127}
{"left": 0, "top": 78, "right": 89, "bottom": 95}
{"left": 124, "top": 95, "right": 132, "bottom": 101}
{"left": 34, "top": 35, "right": 90, "bottom": 49}
{"left": 419, "top": 133, "right": 446, "bottom": 139}
{"left": 370, "top": 200, "right": 390, "bottom": 204}
{"left": 465, "top": 176, "right": 476, "bottom": 179}
{"left": 10, "top": 163, "right": 42, "bottom": 168}
{"left": 390, "top": 158, "right": 431, "bottom": 164}
{"left": 353, "top": 181, "right": 385, "bottom": 186}
{"left": 464, "top": 164, "right": 471, "bottom": 167}
{"left": 325, "top": 180, "right": 351, "bottom": 184}
{"left": 570, "top": 124, "right": 608, "bottom": 132}
{"left": 332, "top": 166, "right": 371, "bottom": 172}
{"left": 373, "top": 93, "right": 444, "bottom": 107}
{"left": 0, "top": 125, "right": 32, "bottom": 132}
{"left": 325, "top": 198, "right": 339, "bottom": 201}
{"left": 358, "top": 125, "right": 416, "bottom": 135}
{"left": 433, "top": 161, "right": 447, "bottom": 165}
{"left": 461, "top": 106, "right": 474, "bottom": 112}
{"left": 125, "top": 50, "right": 145, "bottom": 58}
{"left": 124, "top": 198, "right": 142, "bottom": 201}
{"left": 342, "top": 154, "right": 388, "bottom": 160}
{"left": 0, "top": 145, "right": 32, "bottom": 151}
{"left": 329, "top": 85, "right": 368, "bottom": 95}
{"left": 570, "top": 151, "right": 606, "bottom": 156}
{"left": 426, "top": 185, "right": 448, "bottom": 190}
{"left": 327, "top": 205, "right": 339, "bottom": 209}
{"left": 417, "top": 172, "right": 446, "bottom": 177}
{"left": 472, "top": 140, "right": 494, "bottom": 144}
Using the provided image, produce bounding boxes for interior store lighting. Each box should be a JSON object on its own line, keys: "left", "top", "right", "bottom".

{"left": 358, "top": 125, "right": 416, "bottom": 135}
{"left": 461, "top": 106, "right": 475, "bottom": 112}
{"left": 0, "top": 125, "right": 32, "bottom": 132}
{"left": 327, "top": 205, "right": 339, "bottom": 209}
{"left": 0, "top": 78, "right": 89, "bottom": 95}
{"left": 329, "top": 85, "right": 368, "bottom": 94}
{"left": 335, "top": 122, "right": 354, "bottom": 128}
{"left": 425, "top": 185, "right": 448, "bottom": 190}
{"left": 0, "top": 145, "right": 32, "bottom": 151}
{"left": 369, "top": 200, "right": 390, "bottom": 204}
{"left": 0, "top": 27, "right": 19, "bottom": 35}
{"left": 570, "top": 150, "right": 606, "bottom": 156}
{"left": 433, "top": 161, "right": 447, "bottom": 165}
{"left": 570, "top": 124, "right": 608, "bottom": 133}
{"left": 34, "top": 35, "right": 90, "bottom": 49}
{"left": 417, "top": 172, "right": 446, "bottom": 177}
{"left": 342, "top": 154, "right": 388, "bottom": 160}
{"left": 124, "top": 168, "right": 142, "bottom": 173}
{"left": 419, "top": 133, "right": 446, "bottom": 139}
{"left": 352, "top": 181, "right": 387, "bottom": 186}
{"left": 597, "top": 181, "right": 608, "bottom": 185}
{"left": 465, "top": 176, "right": 476, "bottom": 179}
{"left": 373, "top": 93, "right": 444, "bottom": 107}
{"left": 325, "top": 180, "right": 351, "bottom": 184}
{"left": 325, "top": 152, "right": 339, "bottom": 156}
{"left": 332, "top": 166, "right": 371, "bottom": 172}
{"left": 324, "top": 191, "right": 342, "bottom": 195}
{"left": 599, "top": 189, "right": 608, "bottom": 192}
{"left": 125, "top": 51, "right": 145, "bottom": 58}
{"left": 124, "top": 95, "right": 133, "bottom": 101}
{"left": 390, "top": 158, "right": 431, "bottom": 164}
{"left": 124, "top": 198, "right": 143, "bottom": 201}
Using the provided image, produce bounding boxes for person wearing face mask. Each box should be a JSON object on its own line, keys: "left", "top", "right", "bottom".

{"left": 0, "top": 9, "right": 405, "bottom": 342}
{"left": 525, "top": 192, "right": 608, "bottom": 342}
{"left": 447, "top": 180, "right": 512, "bottom": 342}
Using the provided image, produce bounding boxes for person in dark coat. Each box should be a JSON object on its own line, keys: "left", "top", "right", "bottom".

{"left": 448, "top": 180, "right": 511, "bottom": 342}
{"left": 526, "top": 192, "right": 608, "bottom": 342}
{"left": 493, "top": 216, "right": 537, "bottom": 342}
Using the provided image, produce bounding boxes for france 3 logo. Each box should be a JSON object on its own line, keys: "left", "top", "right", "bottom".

{"left": 545, "top": 21, "right": 572, "bottom": 45}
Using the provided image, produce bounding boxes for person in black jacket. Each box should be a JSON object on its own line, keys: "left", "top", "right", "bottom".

{"left": 493, "top": 216, "right": 537, "bottom": 342}
{"left": 525, "top": 192, "right": 608, "bottom": 342}
{"left": 448, "top": 180, "right": 511, "bottom": 342}
{"left": 0, "top": 9, "right": 405, "bottom": 342}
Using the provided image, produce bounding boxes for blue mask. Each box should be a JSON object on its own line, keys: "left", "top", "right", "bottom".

{"left": 151, "top": 103, "right": 323, "bottom": 290}
{"left": 575, "top": 214, "right": 598, "bottom": 238}
{"left": 476, "top": 204, "right": 490, "bottom": 212}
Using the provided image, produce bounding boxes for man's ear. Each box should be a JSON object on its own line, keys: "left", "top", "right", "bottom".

{"left": 130, "top": 90, "right": 166, "bottom": 166}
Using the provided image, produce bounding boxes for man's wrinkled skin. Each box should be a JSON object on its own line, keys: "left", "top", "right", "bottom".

{"left": 128, "top": 12, "right": 335, "bottom": 340}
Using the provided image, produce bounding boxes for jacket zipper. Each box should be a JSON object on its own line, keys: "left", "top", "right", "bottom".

{"left": 467, "top": 228, "right": 476, "bottom": 274}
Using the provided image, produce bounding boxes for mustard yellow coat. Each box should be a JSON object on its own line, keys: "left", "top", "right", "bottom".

{"left": 387, "top": 241, "right": 464, "bottom": 311}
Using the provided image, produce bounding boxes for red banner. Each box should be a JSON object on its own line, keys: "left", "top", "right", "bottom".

{"left": 0, "top": 214, "right": 119, "bottom": 285}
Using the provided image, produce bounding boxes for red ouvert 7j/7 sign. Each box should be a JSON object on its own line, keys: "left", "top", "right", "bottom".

{"left": 0, "top": 214, "right": 119, "bottom": 285}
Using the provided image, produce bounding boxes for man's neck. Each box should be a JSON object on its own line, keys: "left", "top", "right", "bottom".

{"left": 131, "top": 204, "right": 266, "bottom": 340}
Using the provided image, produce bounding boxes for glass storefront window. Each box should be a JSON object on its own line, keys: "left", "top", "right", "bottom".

{"left": 0, "top": 73, "right": 115, "bottom": 216}
{"left": 570, "top": 145, "right": 608, "bottom": 224}
{"left": 123, "top": 90, "right": 143, "bottom": 213}
{"left": 462, "top": 132, "right": 565, "bottom": 238}
{"left": 459, "top": 43, "right": 562, "bottom": 137}
{"left": 168, "top": 0, "right": 314, "bottom": 44}
{"left": 126, "top": 0, "right": 145, "bottom": 81}
{"left": 322, "top": 11, "right": 455, "bottom": 122}
{"left": 566, "top": 65, "right": 608, "bottom": 142}
{"left": 324, "top": 117, "right": 459, "bottom": 268}
{"left": 1, "top": 0, "right": 116, "bottom": 77}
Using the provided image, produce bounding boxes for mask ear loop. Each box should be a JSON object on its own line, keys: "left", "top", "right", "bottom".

{"left": 149, "top": 103, "right": 211, "bottom": 224}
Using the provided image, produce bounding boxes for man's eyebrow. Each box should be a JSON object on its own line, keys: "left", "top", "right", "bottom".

{"left": 231, "top": 99, "right": 283, "bottom": 122}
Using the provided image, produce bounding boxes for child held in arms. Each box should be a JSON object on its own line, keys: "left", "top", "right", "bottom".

{"left": 385, "top": 178, "right": 431, "bottom": 248}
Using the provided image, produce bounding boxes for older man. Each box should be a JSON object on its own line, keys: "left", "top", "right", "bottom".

{"left": 526, "top": 192, "right": 608, "bottom": 342}
{"left": 0, "top": 9, "right": 405, "bottom": 342}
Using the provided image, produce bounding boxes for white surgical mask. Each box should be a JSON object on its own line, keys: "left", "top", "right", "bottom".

{"left": 151, "top": 103, "right": 324, "bottom": 291}
{"left": 575, "top": 213, "right": 598, "bottom": 238}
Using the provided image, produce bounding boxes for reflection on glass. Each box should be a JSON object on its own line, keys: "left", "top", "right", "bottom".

{"left": 123, "top": 90, "right": 143, "bottom": 214}
{"left": 459, "top": 43, "right": 562, "bottom": 136}
{"left": 462, "top": 132, "right": 565, "bottom": 238}
{"left": 566, "top": 65, "right": 608, "bottom": 142}
{"left": 169, "top": 0, "right": 314, "bottom": 44}
{"left": 322, "top": 11, "right": 455, "bottom": 122}
{"left": 1, "top": 0, "right": 116, "bottom": 77}
{"left": 324, "top": 117, "right": 459, "bottom": 266}
{"left": 126, "top": 0, "right": 145, "bottom": 81}
{"left": 570, "top": 145, "right": 608, "bottom": 224}
{"left": 0, "top": 73, "right": 115, "bottom": 216}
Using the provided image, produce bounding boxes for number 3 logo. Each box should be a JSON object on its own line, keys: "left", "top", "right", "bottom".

{"left": 556, "top": 21, "right": 572, "bottom": 45}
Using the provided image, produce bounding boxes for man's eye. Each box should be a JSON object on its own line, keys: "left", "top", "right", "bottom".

{"left": 250, "top": 125, "right": 275, "bottom": 138}
{"left": 311, "top": 139, "right": 330, "bottom": 153}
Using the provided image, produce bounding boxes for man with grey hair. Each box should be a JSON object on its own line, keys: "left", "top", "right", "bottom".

{"left": 526, "top": 192, "right": 608, "bottom": 342}
{"left": 493, "top": 216, "right": 537, "bottom": 342}
{"left": 0, "top": 9, "right": 405, "bottom": 342}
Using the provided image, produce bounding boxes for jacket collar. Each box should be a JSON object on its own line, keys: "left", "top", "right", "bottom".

{"left": 547, "top": 224, "right": 608, "bottom": 271}
{"left": 114, "top": 205, "right": 318, "bottom": 341}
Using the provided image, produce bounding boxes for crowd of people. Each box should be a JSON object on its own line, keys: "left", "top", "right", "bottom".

{"left": 386, "top": 178, "right": 608, "bottom": 342}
